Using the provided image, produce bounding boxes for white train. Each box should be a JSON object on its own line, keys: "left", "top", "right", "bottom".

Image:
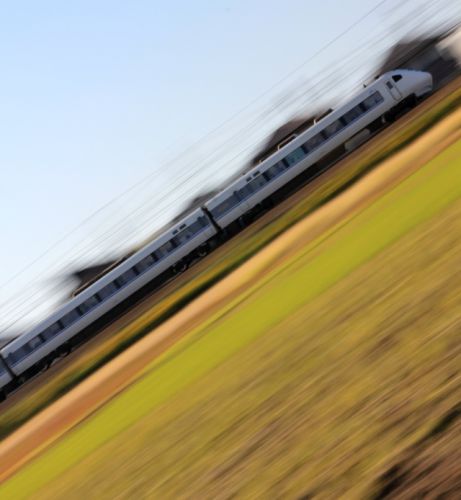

{"left": 0, "top": 69, "right": 432, "bottom": 400}
{"left": 204, "top": 70, "right": 432, "bottom": 229}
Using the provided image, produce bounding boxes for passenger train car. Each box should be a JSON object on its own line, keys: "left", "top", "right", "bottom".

{"left": 204, "top": 70, "right": 432, "bottom": 229}
{"left": 0, "top": 209, "right": 217, "bottom": 395}
{"left": 0, "top": 69, "right": 432, "bottom": 400}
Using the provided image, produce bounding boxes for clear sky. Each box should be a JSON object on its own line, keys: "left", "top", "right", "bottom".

{"left": 0, "top": 0, "right": 459, "bottom": 335}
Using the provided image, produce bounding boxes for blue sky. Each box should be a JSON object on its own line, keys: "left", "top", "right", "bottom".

{"left": 0, "top": 0, "right": 459, "bottom": 334}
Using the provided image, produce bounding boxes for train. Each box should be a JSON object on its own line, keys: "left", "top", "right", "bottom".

{"left": 0, "top": 69, "right": 433, "bottom": 400}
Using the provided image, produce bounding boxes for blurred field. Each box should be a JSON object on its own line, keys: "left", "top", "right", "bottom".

{"left": 0, "top": 79, "right": 460, "bottom": 446}
{"left": 1, "top": 121, "right": 460, "bottom": 497}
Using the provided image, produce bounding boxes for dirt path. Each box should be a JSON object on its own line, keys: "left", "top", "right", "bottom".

{"left": 0, "top": 107, "right": 460, "bottom": 485}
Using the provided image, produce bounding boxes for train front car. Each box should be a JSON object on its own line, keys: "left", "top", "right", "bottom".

{"left": 401, "top": 69, "right": 432, "bottom": 99}
{"left": 382, "top": 69, "right": 433, "bottom": 102}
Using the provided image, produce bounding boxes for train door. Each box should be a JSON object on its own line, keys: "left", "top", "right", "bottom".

{"left": 385, "top": 79, "right": 402, "bottom": 101}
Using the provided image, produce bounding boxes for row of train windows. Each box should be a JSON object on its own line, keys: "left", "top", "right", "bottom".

{"left": 210, "top": 91, "right": 384, "bottom": 218}
{"left": 211, "top": 164, "right": 289, "bottom": 216}
{"left": 7, "top": 217, "right": 210, "bottom": 365}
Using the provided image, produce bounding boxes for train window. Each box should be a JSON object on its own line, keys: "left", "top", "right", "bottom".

{"left": 129, "top": 267, "right": 139, "bottom": 279}
{"left": 323, "top": 119, "right": 344, "bottom": 138}
{"left": 114, "top": 277, "right": 124, "bottom": 288}
{"left": 284, "top": 147, "right": 307, "bottom": 167}
{"left": 361, "top": 91, "right": 384, "bottom": 110}
{"left": 8, "top": 346, "right": 28, "bottom": 364}
{"left": 305, "top": 133, "right": 324, "bottom": 151}
{"left": 386, "top": 81, "right": 393, "bottom": 89}
{"left": 28, "top": 336, "right": 43, "bottom": 350}
{"left": 61, "top": 309, "right": 80, "bottom": 327}
{"left": 152, "top": 246, "right": 165, "bottom": 261}
{"left": 392, "top": 74, "right": 402, "bottom": 82}
{"left": 172, "top": 226, "right": 195, "bottom": 246}
{"left": 188, "top": 217, "right": 208, "bottom": 235}
{"left": 98, "top": 282, "right": 118, "bottom": 300}
{"left": 210, "top": 193, "right": 241, "bottom": 217}
{"left": 263, "top": 161, "right": 285, "bottom": 181}
{"left": 182, "top": 230, "right": 191, "bottom": 240}
{"left": 41, "top": 322, "right": 62, "bottom": 341}
{"left": 152, "top": 248, "right": 164, "bottom": 260}
{"left": 78, "top": 295, "right": 100, "bottom": 315}
{"left": 120, "top": 268, "right": 137, "bottom": 284}
{"left": 185, "top": 227, "right": 195, "bottom": 240}
{"left": 155, "top": 242, "right": 170, "bottom": 259}
{"left": 136, "top": 254, "right": 156, "bottom": 274}
{"left": 247, "top": 175, "right": 267, "bottom": 191}
{"left": 6, "top": 352, "right": 16, "bottom": 365}
{"left": 341, "top": 105, "right": 363, "bottom": 124}
{"left": 158, "top": 240, "right": 175, "bottom": 255}
{"left": 199, "top": 216, "right": 209, "bottom": 227}
{"left": 238, "top": 183, "right": 255, "bottom": 199}
{"left": 24, "top": 343, "right": 34, "bottom": 354}
{"left": 116, "top": 279, "right": 125, "bottom": 289}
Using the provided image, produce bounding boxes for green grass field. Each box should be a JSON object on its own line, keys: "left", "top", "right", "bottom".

{"left": 2, "top": 131, "right": 460, "bottom": 498}
{"left": 0, "top": 83, "right": 460, "bottom": 446}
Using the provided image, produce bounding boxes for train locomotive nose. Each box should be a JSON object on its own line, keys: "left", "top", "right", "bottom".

{"left": 420, "top": 73, "right": 433, "bottom": 96}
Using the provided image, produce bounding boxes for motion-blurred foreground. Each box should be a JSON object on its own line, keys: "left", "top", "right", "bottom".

{"left": 0, "top": 74, "right": 460, "bottom": 497}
